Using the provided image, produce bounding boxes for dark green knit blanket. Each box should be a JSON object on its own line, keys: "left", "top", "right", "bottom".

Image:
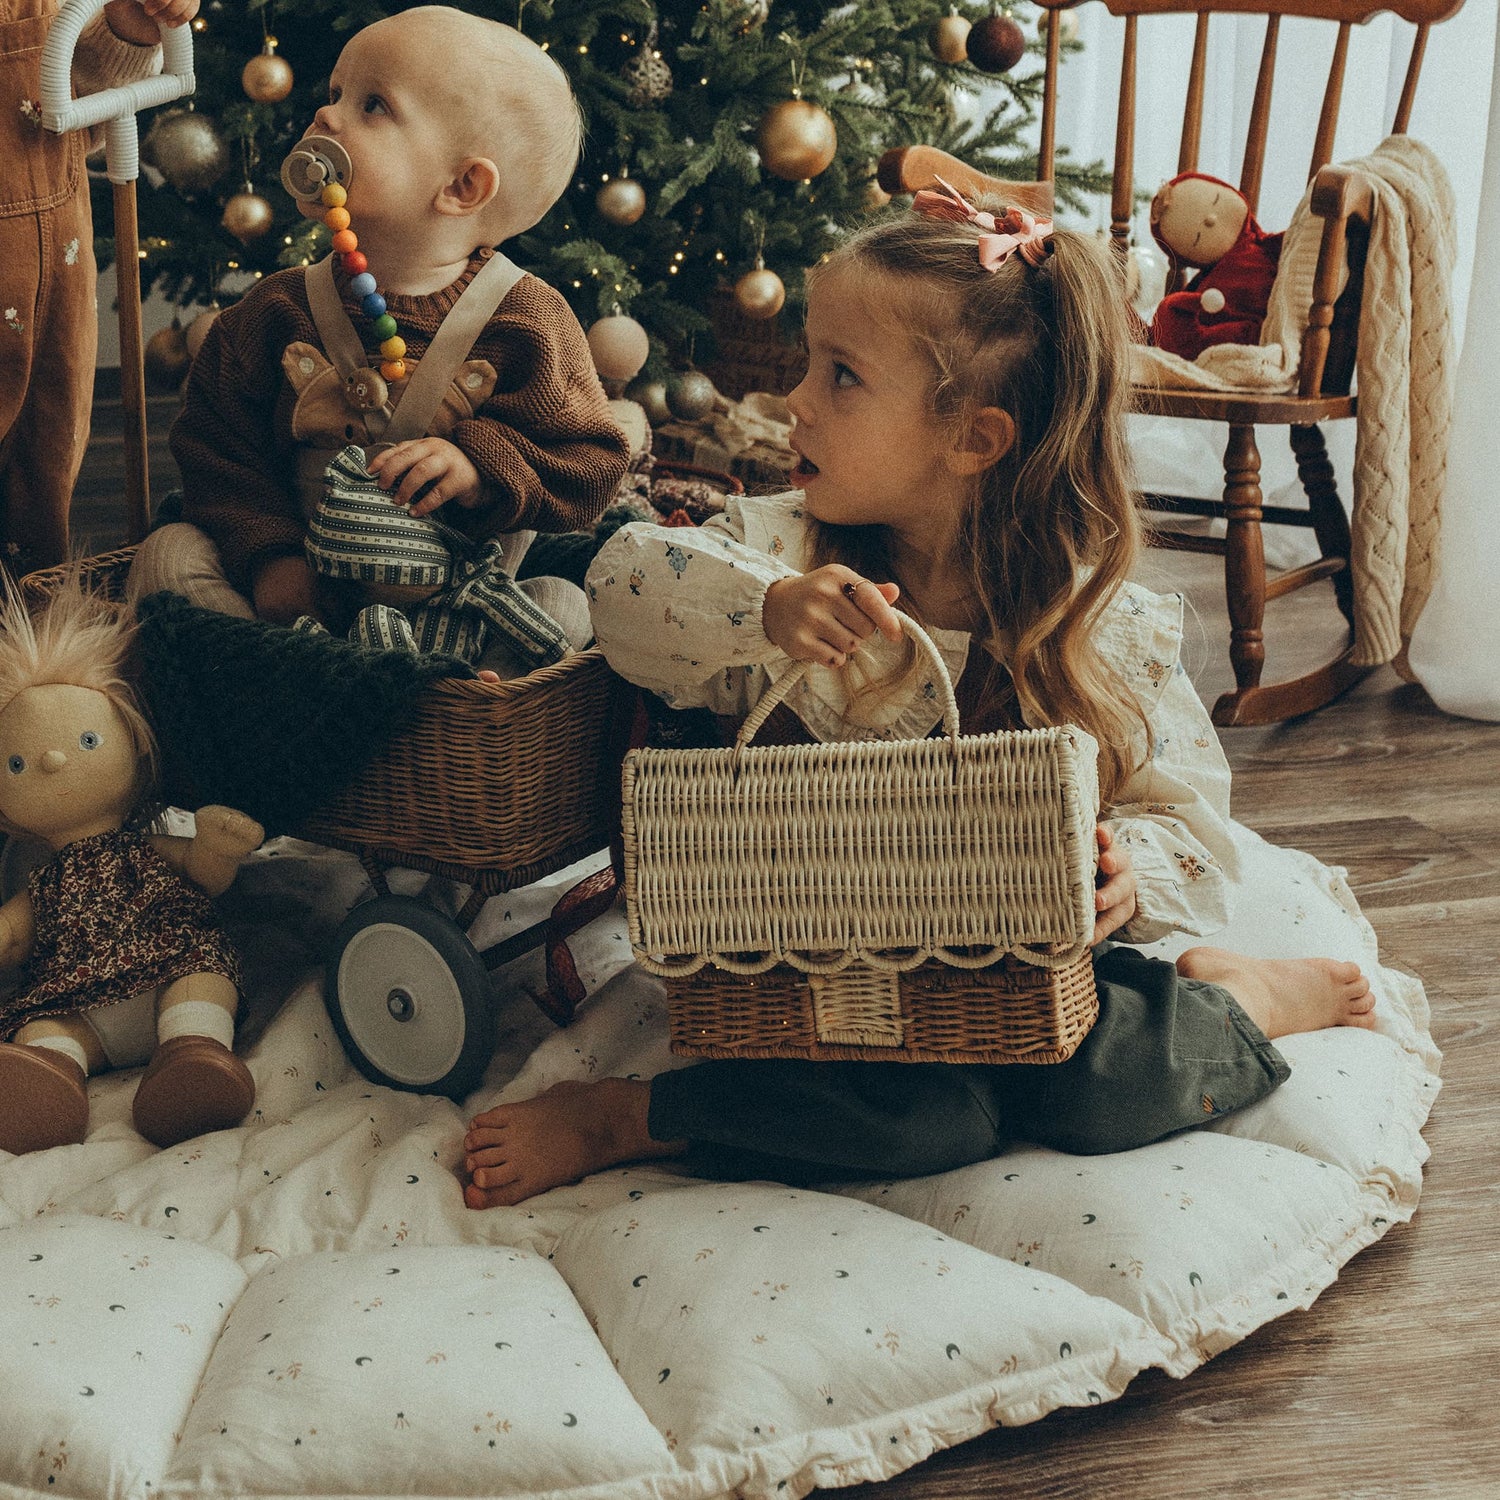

{"left": 135, "top": 591, "right": 470, "bottom": 837}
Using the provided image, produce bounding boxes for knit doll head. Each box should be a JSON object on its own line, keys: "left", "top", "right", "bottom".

{"left": 0, "top": 577, "right": 156, "bottom": 848}
{"left": 1150, "top": 173, "right": 1252, "bottom": 270}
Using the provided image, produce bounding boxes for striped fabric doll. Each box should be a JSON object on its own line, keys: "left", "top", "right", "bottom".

{"left": 296, "top": 445, "right": 578, "bottom": 675}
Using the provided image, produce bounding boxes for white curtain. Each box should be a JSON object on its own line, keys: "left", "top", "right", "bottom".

{"left": 969, "top": 2, "right": 1497, "bottom": 696}
{"left": 1406, "top": 12, "right": 1500, "bottom": 719}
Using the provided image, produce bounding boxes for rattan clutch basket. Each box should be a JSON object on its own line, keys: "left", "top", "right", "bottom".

{"left": 622, "top": 617, "right": 1103, "bottom": 1065}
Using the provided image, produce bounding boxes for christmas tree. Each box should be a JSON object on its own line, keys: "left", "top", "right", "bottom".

{"left": 113, "top": 0, "right": 1104, "bottom": 382}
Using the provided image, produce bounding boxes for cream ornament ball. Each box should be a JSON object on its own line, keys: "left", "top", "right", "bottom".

{"left": 756, "top": 99, "right": 838, "bottom": 182}
{"left": 587, "top": 313, "right": 651, "bottom": 383}
{"left": 930, "top": 11, "right": 972, "bottom": 65}
{"left": 241, "top": 37, "right": 294, "bottom": 103}
{"left": 596, "top": 177, "right": 647, "bottom": 226}
{"left": 221, "top": 189, "right": 275, "bottom": 244}
{"left": 733, "top": 264, "right": 786, "bottom": 321}
{"left": 1038, "top": 8, "right": 1081, "bottom": 46}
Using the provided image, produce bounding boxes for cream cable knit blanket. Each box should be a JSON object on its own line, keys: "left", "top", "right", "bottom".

{"left": 1130, "top": 136, "right": 1456, "bottom": 668}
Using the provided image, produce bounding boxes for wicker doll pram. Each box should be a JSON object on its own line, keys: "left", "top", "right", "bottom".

{"left": 623, "top": 617, "right": 1103, "bottom": 1065}
{"left": 19, "top": 548, "right": 636, "bottom": 1100}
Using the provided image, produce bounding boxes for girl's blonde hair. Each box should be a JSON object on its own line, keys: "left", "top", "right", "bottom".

{"left": 0, "top": 573, "right": 157, "bottom": 795}
{"left": 806, "top": 207, "right": 1148, "bottom": 804}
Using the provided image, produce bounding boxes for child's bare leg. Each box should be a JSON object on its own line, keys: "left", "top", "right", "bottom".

{"left": 462, "top": 1078, "right": 687, "bottom": 1210}
{"left": 1175, "top": 948, "right": 1375, "bottom": 1040}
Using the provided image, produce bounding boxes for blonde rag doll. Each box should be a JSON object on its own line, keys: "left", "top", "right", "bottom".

{"left": 0, "top": 576, "right": 263, "bottom": 1154}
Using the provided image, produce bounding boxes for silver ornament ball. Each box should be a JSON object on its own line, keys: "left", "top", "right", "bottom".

{"left": 666, "top": 370, "right": 719, "bottom": 422}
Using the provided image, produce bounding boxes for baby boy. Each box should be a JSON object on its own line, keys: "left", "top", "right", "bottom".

{"left": 129, "top": 6, "right": 628, "bottom": 654}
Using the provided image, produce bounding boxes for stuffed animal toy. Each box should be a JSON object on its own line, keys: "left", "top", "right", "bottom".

{"left": 1148, "top": 171, "right": 1284, "bottom": 361}
{"left": 296, "top": 445, "right": 584, "bottom": 678}
{"left": 0, "top": 576, "right": 264, "bottom": 1156}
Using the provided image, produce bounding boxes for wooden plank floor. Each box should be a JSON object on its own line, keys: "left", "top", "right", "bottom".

{"left": 73, "top": 399, "right": 1500, "bottom": 1499}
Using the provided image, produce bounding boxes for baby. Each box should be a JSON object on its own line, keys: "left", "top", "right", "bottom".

{"left": 128, "top": 6, "right": 628, "bottom": 664}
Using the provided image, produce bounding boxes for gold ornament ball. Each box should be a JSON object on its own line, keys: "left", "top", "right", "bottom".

{"left": 587, "top": 313, "right": 651, "bottom": 383}
{"left": 666, "top": 369, "right": 719, "bottom": 422}
{"left": 624, "top": 374, "right": 672, "bottom": 426}
{"left": 144, "top": 321, "right": 191, "bottom": 391}
{"left": 222, "top": 189, "right": 275, "bottom": 245}
{"left": 242, "top": 41, "right": 294, "bottom": 104}
{"left": 184, "top": 305, "right": 221, "bottom": 360}
{"left": 1039, "top": 8, "right": 1081, "bottom": 45}
{"left": 596, "top": 177, "right": 647, "bottom": 226}
{"left": 756, "top": 99, "right": 838, "bottom": 182}
{"left": 862, "top": 175, "right": 892, "bottom": 212}
{"left": 144, "top": 109, "right": 229, "bottom": 194}
{"left": 930, "top": 13, "right": 972, "bottom": 65}
{"left": 733, "top": 266, "right": 786, "bottom": 321}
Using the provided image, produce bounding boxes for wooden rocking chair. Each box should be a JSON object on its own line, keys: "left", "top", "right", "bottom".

{"left": 880, "top": 0, "right": 1462, "bottom": 727}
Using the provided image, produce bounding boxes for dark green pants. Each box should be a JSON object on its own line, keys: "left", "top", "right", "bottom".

{"left": 647, "top": 944, "right": 1289, "bottom": 1184}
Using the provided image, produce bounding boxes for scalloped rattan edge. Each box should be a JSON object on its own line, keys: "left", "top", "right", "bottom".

{"left": 667, "top": 953, "right": 1099, "bottom": 1065}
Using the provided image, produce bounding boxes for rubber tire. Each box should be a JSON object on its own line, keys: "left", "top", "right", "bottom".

{"left": 325, "top": 894, "right": 494, "bottom": 1101}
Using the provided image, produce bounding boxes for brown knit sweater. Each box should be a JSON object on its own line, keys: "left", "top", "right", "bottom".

{"left": 171, "top": 250, "right": 630, "bottom": 591}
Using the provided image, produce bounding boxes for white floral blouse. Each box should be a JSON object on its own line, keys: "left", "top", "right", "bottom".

{"left": 587, "top": 492, "right": 1239, "bottom": 943}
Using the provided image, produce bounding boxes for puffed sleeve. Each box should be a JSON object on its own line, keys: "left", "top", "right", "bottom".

{"left": 585, "top": 494, "right": 805, "bottom": 714}
{"left": 1099, "top": 586, "right": 1240, "bottom": 943}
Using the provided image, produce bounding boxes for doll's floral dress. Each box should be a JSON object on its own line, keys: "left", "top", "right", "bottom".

{"left": 0, "top": 829, "right": 240, "bottom": 1037}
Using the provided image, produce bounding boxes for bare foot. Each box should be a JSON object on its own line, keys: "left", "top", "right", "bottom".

{"left": 461, "top": 1078, "right": 685, "bottom": 1210}
{"left": 1176, "top": 947, "right": 1376, "bottom": 1040}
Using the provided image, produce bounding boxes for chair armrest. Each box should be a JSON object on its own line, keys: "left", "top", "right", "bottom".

{"left": 876, "top": 145, "right": 1053, "bottom": 216}
{"left": 1298, "top": 163, "right": 1375, "bottom": 398}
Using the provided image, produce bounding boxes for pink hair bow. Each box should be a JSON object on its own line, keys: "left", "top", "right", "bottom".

{"left": 911, "top": 174, "right": 1054, "bottom": 269}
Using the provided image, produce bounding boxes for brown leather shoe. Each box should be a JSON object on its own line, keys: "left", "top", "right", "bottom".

{"left": 132, "top": 1036, "right": 256, "bottom": 1149}
{"left": 0, "top": 1042, "right": 89, "bottom": 1155}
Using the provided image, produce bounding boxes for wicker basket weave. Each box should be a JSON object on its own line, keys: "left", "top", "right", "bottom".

{"left": 623, "top": 617, "right": 1102, "bottom": 1064}
{"left": 19, "top": 550, "right": 633, "bottom": 893}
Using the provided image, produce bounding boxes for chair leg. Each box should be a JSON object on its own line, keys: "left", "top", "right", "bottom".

{"left": 1290, "top": 423, "right": 1355, "bottom": 627}
{"left": 1209, "top": 423, "right": 1370, "bottom": 728}
{"left": 1221, "top": 424, "right": 1267, "bottom": 699}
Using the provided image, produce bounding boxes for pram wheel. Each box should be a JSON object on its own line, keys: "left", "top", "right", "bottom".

{"left": 326, "top": 895, "right": 493, "bottom": 1101}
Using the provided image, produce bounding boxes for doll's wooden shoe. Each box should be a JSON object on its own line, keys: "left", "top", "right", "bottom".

{"left": 0, "top": 1042, "right": 89, "bottom": 1155}
{"left": 131, "top": 1036, "right": 256, "bottom": 1149}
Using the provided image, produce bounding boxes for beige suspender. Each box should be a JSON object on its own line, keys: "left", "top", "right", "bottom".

{"left": 301, "top": 250, "right": 528, "bottom": 446}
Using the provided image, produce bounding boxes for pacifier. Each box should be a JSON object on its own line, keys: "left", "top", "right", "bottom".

{"left": 280, "top": 135, "right": 353, "bottom": 203}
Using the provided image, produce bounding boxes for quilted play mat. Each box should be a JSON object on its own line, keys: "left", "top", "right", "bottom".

{"left": 0, "top": 820, "right": 1439, "bottom": 1500}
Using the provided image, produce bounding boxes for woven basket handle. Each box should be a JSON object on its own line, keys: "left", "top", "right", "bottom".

{"left": 736, "top": 613, "right": 961, "bottom": 750}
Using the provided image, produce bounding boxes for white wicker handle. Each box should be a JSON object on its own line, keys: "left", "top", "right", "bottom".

{"left": 41, "top": 0, "right": 195, "bottom": 185}
{"left": 736, "top": 611, "right": 961, "bottom": 750}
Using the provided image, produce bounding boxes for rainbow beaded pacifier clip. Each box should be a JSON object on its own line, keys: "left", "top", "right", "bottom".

{"left": 280, "top": 135, "right": 407, "bottom": 383}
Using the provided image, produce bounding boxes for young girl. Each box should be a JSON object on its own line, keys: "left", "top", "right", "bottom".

{"left": 461, "top": 184, "right": 1375, "bottom": 1209}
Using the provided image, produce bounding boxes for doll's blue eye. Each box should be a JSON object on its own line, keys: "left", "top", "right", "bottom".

{"left": 79, "top": 731, "right": 101, "bottom": 751}
{"left": 6, "top": 755, "right": 23, "bottom": 774}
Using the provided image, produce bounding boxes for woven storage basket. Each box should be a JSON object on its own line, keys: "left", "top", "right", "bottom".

{"left": 20, "top": 550, "right": 634, "bottom": 893}
{"left": 622, "top": 617, "right": 1102, "bottom": 1065}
